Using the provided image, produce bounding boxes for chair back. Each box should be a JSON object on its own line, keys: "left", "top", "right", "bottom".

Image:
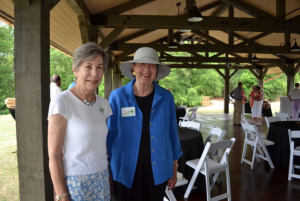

{"left": 179, "top": 120, "right": 201, "bottom": 131}
{"left": 204, "top": 127, "right": 226, "bottom": 145}
{"left": 178, "top": 105, "right": 187, "bottom": 110}
{"left": 181, "top": 107, "right": 198, "bottom": 121}
{"left": 288, "top": 129, "right": 300, "bottom": 150}
{"left": 241, "top": 122, "right": 274, "bottom": 169}
{"left": 265, "top": 116, "right": 281, "bottom": 129}
{"left": 275, "top": 112, "right": 290, "bottom": 121}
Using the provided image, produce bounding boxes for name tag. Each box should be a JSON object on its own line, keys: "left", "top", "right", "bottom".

{"left": 122, "top": 107, "right": 136, "bottom": 117}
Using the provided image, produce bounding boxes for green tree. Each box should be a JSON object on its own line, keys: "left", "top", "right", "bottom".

{"left": 0, "top": 22, "right": 14, "bottom": 114}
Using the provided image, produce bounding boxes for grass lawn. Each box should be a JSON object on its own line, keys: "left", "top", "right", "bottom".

{"left": 0, "top": 114, "right": 19, "bottom": 201}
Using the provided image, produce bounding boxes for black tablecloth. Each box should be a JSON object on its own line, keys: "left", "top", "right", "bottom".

{"left": 8, "top": 108, "right": 15, "bottom": 120}
{"left": 267, "top": 121, "right": 300, "bottom": 167}
{"left": 173, "top": 128, "right": 205, "bottom": 197}
{"left": 176, "top": 107, "right": 186, "bottom": 125}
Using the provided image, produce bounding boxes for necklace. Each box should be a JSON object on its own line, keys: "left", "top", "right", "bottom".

{"left": 76, "top": 87, "right": 95, "bottom": 106}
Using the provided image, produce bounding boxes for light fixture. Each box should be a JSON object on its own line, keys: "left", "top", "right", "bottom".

{"left": 290, "top": 38, "right": 300, "bottom": 51}
{"left": 159, "top": 52, "right": 166, "bottom": 61}
{"left": 251, "top": 54, "right": 258, "bottom": 62}
{"left": 168, "top": 41, "right": 177, "bottom": 49}
{"left": 188, "top": 1, "right": 203, "bottom": 22}
{"left": 176, "top": 2, "right": 191, "bottom": 32}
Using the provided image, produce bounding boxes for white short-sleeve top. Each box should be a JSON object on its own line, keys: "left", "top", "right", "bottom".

{"left": 48, "top": 90, "right": 112, "bottom": 176}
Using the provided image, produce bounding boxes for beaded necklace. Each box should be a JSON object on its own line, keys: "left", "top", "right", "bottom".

{"left": 76, "top": 87, "right": 95, "bottom": 106}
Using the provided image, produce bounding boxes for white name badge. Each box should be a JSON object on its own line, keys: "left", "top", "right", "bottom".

{"left": 122, "top": 107, "right": 136, "bottom": 117}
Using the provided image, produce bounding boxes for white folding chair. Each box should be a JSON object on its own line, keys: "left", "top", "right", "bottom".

{"left": 241, "top": 123, "right": 275, "bottom": 169}
{"left": 243, "top": 118, "right": 267, "bottom": 139}
{"left": 178, "top": 105, "right": 187, "bottom": 110}
{"left": 179, "top": 120, "right": 201, "bottom": 131}
{"left": 179, "top": 107, "right": 198, "bottom": 122}
{"left": 288, "top": 129, "right": 300, "bottom": 180}
{"left": 275, "top": 112, "right": 290, "bottom": 121}
{"left": 265, "top": 116, "right": 281, "bottom": 130}
{"left": 204, "top": 127, "right": 226, "bottom": 182}
{"left": 165, "top": 172, "right": 188, "bottom": 201}
{"left": 184, "top": 139, "right": 236, "bottom": 200}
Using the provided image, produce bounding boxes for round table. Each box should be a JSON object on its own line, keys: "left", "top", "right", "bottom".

{"left": 267, "top": 121, "right": 300, "bottom": 167}
{"left": 173, "top": 128, "right": 205, "bottom": 198}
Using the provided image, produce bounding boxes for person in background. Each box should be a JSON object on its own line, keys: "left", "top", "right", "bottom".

{"left": 231, "top": 82, "right": 243, "bottom": 126}
{"left": 48, "top": 42, "right": 112, "bottom": 201}
{"left": 249, "top": 85, "right": 257, "bottom": 122}
{"left": 50, "top": 74, "right": 62, "bottom": 100}
{"left": 67, "top": 78, "right": 76, "bottom": 90}
{"left": 107, "top": 47, "right": 183, "bottom": 201}
{"left": 288, "top": 83, "right": 300, "bottom": 120}
{"left": 241, "top": 88, "right": 247, "bottom": 122}
{"left": 251, "top": 85, "right": 262, "bottom": 125}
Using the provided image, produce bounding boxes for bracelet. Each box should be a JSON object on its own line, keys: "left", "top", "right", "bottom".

{"left": 55, "top": 193, "right": 69, "bottom": 201}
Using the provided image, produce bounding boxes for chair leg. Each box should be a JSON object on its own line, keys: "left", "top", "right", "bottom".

{"left": 184, "top": 169, "right": 200, "bottom": 198}
{"left": 251, "top": 143, "right": 258, "bottom": 169}
{"left": 165, "top": 186, "right": 176, "bottom": 201}
{"left": 288, "top": 153, "right": 293, "bottom": 180}
{"left": 241, "top": 141, "right": 247, "bottom": 164}
{"left": 226, "top": 163, "right": 232, "bottom": 201}
{"left": 260, "top": 144, "right": 274, "bottom": 169}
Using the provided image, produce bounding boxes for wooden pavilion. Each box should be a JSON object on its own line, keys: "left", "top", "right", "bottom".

{"left": 0, "top": 0, "right": 300, "bottom": 200}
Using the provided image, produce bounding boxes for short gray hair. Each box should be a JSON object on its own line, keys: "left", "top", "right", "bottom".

{"left": 72, "top": 42, "right": 109, "bottom": 71}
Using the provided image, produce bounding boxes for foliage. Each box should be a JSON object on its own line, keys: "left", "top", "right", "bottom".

{"left": 0, "top": 22, "right": 14, "bottom": 114}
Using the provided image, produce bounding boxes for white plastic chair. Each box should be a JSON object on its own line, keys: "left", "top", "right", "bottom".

{"left": 179, "top": 107, "right": 198, "bottom": 122}
{"left": 165, "top": 172, "right": 188, "bottom": 201}
{"left": 288, "top": 129, "right": 300, "bottom": 180}
{"left": 178, "top": 105, "right": 187, "bottom": 110}
{"left": 179, "top": 120, "right": 201, "bottom": 131}
{"left": 241, "top": 123, "right": 275, "bottom": 169}
{"left": 243, "top": 118, "right": 267, "bottom": 139}
{"left": 204, "top": 127, "right": 226, "bottom": 182}
{"left": 184, "top": 139, "right": 235, "bottom": 200}
{"left": 265, "top": 116, "right": 281, "bottom": 130}
{"left": 275, "top": 112, "right": 291, "bottom": 121}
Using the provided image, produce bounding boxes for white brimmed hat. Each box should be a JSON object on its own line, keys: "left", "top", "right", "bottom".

{"left": 120, "top": 47, "right": 170, "bottom": 81}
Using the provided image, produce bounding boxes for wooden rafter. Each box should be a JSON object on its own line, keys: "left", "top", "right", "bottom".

{"left": 100, "top": 26, "right": 126, "bottom": 48}
{"left": 95, "top": 0, "right": 155, "bottom": 15}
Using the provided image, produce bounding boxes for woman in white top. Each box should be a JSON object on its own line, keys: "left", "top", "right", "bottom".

{"left": 48, "top": 42, "right": 112, "bottom": 201}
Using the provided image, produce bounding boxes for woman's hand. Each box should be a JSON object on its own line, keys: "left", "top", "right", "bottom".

{"left": 167, "top": 175, "right": 177, "bottom": 190}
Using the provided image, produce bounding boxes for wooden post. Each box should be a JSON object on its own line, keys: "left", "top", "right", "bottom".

{"left": 224, "top": 68, "right": 230, "bottom": 114}
{"left": 13, "top": 0, "right": 59, "bottom": 200}
{"left": 105, "top": 63, "right": 112, "bottom": 99}
{"left": 287, "top": 63, "right": 295, "bottom": 95}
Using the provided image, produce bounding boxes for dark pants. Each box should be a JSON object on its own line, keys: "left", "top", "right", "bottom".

{"left": 112, "top": 160, "right": 168, "bottom": 201}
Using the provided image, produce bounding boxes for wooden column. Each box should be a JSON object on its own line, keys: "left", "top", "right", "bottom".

{"left": 113, "top": 65, "right": 119, "bottom": 90}
{"left": 224, "top": 68, "right": 230, "bottom": 114}
{"left": 287, "top": 63, "right": 295, "bottom": 95}
{"left": 257, "top": 69, "right": 264, "bottom": 87}
{"left": 105, "top": 63, "right": 112, "bottom": 99}
{"left": 13, "top": 0, "right": 59, "bottom": 200}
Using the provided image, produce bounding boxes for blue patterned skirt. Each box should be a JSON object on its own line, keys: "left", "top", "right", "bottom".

{"left": 65, "top": 168, "right": 110, "bottom": 201}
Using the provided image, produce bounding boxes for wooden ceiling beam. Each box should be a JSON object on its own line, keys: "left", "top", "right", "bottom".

{"left": 219, "top": 0, "right": 274, "bottom": 18}
{"left": 211, "top": 3, "right": 228, "bottom": 17}
{"left": 92, "top": 15, "right": 300, "bottom": 33}
{"left": 114, "top": 30, "right": 155, "bottom": 43}
{"left": 237, "top": 33, "right": 271, "bottom": 45}
{"left": 191, "top": 30, "right": 224, "bottom": 44}
{"left": 12, "top": 0, "right": 30, "bottom": 6}
{"left": 122, "top": 56, "right": 284, "bottom": 63}
{"left": 100, "top": 26, "right": 127, "bottom": 48}
{"left": 95, "top": 0, "right": 155, "bottom": 15}
{"left": 168, "top": 64, "right": 262, "bottom": 70}
{"left": 276, "top": 0, "right": 286, "bottom": 18}
{"left": 112, "top": 43, "right": 299, "bottom": 55}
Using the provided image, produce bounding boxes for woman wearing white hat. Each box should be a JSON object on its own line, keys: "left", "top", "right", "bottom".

{"left": 107, "top": 47, "right": 183, "bottom": 201}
